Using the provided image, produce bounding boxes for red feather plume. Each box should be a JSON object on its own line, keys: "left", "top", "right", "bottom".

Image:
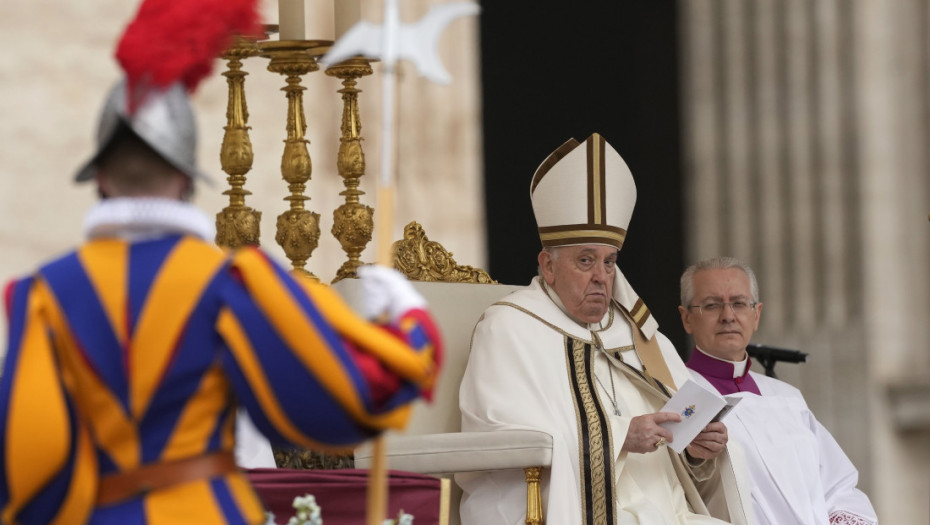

{"left": 115, "top": 0, "right": 264, "bottom": 112}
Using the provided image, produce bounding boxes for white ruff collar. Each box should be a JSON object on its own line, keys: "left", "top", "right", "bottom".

{"left": 83, "top": 198, "right": 215, "bottom": 242}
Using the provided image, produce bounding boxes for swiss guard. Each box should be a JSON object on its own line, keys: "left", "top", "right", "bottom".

{"left": 0, "top": 0, "right": 442, "bottom": 523}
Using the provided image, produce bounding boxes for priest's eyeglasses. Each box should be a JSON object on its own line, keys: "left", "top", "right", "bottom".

{"left": 687, "top": 301, "right": 757, "bottom": 316}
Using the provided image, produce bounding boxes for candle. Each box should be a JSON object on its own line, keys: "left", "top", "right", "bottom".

{"left": 334, "top": 0, "right": 361, "bottom": 40}
{"left": 279, "top": 0, "right": 306, "bottom": 40}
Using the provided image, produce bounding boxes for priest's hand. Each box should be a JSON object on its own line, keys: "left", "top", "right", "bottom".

{"left": 685, "top": 421, "right": 728, "bottom": 460}
{"left": 622, "top": 412, "right": 680, "bottom": 454}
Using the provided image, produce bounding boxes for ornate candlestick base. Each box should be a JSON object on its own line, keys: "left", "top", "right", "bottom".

{"left": 331, "top": 203, "right": 374, "bottom": 281}
{"left": 259, "top": 39, "right": 332, "bottom": 279}
{"left": 326, "top": 57, "right": 375, "bottom": 282}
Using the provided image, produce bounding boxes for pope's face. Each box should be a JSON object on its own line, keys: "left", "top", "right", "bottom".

{"left": 678, "top": 267, "right": 763, "bottom": 361}
{"left": 539, "top": 245, "right": 616, "bottom": 324}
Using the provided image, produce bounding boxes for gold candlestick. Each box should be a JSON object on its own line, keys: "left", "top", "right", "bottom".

{"left": 259, "top": 40, "right": 332, "bottom": 280}
{"left": 216, "top": 36, "right": 262, "bottom": 249}
{"left": 326, "top": 57, "right": 375, "bottom": 282}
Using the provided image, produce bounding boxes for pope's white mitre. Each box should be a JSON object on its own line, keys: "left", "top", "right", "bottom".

{"left": 529, "top": 133, "right": 636, "bottom": 250}
{"left": 530, "top": 132, "right": 659, "bottom": 339}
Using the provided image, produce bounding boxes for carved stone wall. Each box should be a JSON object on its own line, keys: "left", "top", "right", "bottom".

{"left": 681, "top": 1, "right": 930, "bottom": 522}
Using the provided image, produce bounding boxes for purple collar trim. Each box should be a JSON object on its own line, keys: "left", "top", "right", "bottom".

{"left": 686, "top": 347, "right": 762, "bottom": 396}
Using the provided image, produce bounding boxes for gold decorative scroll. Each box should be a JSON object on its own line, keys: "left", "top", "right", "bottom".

{"left": 392, "top": 222, "right": 496, "bottom": 284}
{"left": 326, "top": 58, "right": 375, "bottom": 283}
{"left": 216, "top": 36, "right": 262, "bottom": 250}
{"left": 260, "top": 40, "right": 332, "bottom": 279}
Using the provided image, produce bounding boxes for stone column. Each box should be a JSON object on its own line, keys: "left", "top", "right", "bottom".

{"left": 854, "top": 1, "right": 930, "bottom": 522}
{"left": 680, "top": 1, "right": 930, "bottom": 522}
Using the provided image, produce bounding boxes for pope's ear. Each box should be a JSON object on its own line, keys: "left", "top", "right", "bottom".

{"left": 538, "top": 250, "right": 555, "bottom": 284}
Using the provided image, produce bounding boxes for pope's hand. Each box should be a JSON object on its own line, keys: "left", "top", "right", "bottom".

{"left": 685, "top": 421, "right": 728, "bottom": 460}
{"left": 622, "top": 412, "right": 680, "bottom": 454}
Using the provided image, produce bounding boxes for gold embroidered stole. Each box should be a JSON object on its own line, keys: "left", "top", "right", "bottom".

{"left": 565, "top": 337, "right": 616, "bottom": 525}
{"left": 618, "top": 307, "right": 677, "bottom": 393}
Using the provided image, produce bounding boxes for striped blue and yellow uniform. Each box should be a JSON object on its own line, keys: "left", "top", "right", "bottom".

{"left": 0, "top": 234, "right": 439, "bottom": 524}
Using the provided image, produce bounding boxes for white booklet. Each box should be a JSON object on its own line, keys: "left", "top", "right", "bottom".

{"left": 658, "top": 379, "right": 741, "bottom": 453}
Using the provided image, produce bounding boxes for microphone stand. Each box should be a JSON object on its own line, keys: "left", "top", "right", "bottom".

{"left": 746, "top": 343, "right": 809, "bottom": 378}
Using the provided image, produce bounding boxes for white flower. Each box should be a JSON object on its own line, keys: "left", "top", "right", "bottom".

{"left": 383, "top": 510, "right": 414, "bottom": 525}
{"left": 266, "top": 494, "right": 323, "bottom": 525}
{"left": 268, "top": 493, "right": 411, "bottom": 525}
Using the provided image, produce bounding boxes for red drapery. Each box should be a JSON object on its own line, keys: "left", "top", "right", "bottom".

{"left": 246, "top": 468, "right": 443, "bottom": 524}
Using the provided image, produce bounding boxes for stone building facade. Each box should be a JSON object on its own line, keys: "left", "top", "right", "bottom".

{"left": 681, "top": 2, "right": 930, "bottom": 522}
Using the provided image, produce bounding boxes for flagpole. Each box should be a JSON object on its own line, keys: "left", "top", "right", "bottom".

{"left": 367, "top": 0, "right": 401, "bottom": 520}
{"left": 367, "top": 85, "right": 396, "bottom": 525}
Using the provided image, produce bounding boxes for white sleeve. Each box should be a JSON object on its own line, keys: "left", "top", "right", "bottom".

{"left": 457, "top": 305, "right": 583, "bottom": 525}
{"left": 813, "top": 417, "right": 878, "bottom": 524}
{"left": 234, "top": 409, "right": 277, "bottom": 469}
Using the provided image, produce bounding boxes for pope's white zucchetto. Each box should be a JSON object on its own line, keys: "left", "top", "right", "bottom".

{"left": 530, "top": 132, "right": 635, "bottom": 250}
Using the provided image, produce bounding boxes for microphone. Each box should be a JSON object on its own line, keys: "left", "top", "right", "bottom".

{"left": 746, "top": 343, "right": 808, "bottom": 364}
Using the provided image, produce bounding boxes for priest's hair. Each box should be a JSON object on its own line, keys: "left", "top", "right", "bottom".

{"left": 680, "top": 256, "right": 759, "bottom": 306}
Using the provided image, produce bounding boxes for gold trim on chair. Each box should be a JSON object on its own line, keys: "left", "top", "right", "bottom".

{"left": 524, "top": 467, "right": 544, "bottom": 525}
{"left": 392, "top": 222, "right": 496, "bottom": 284}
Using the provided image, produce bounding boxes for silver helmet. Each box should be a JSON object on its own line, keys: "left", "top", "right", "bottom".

{"left": 74, "top": 78, "right": 212, "bottom": 185}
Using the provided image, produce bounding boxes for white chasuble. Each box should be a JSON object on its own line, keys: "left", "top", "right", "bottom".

{"left": 458, "top": 278, "right": 751, "bottom": 525}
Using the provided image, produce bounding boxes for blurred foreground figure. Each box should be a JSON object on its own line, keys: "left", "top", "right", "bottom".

{"left": 0, "top": 1, "right": 441, "bottom": 523}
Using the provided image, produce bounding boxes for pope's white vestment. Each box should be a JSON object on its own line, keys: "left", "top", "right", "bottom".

{"left": 690, "top": 371, "right": 878, "bottom": 525}
{"left": 458, "top": 278, "right": 752, "bottom": 525}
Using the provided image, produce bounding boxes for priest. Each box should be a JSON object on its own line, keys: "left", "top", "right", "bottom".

{"left": 679, "top": 256, "right": 877, "bottom": 525}
{"left": 458, "top": 133, "right": 751, "bottom": 524}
